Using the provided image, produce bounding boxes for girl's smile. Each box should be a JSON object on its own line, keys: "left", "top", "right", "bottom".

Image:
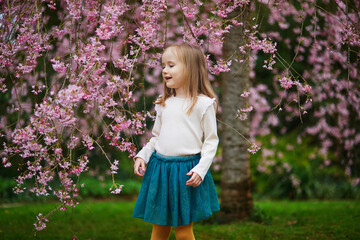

{"left": 161, "top": 47, "right": 187, "bottom": 97}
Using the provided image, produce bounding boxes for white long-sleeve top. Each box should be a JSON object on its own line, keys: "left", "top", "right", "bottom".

{"left": 135, "top": 94, "right": 219, "bottom": 180}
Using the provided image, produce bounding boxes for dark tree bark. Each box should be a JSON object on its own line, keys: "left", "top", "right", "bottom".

{"left": 220, "top": 5, "right": 253, "bottom": 221}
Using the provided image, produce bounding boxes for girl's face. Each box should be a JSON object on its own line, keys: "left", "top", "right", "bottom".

{"left": 161, "top": 47, "right": 187, "bottom": 95}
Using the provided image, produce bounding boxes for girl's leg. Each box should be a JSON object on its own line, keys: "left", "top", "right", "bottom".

{"left": 150, "top": 224, "right": 172, "bottom": 240}
{"left": 174, "top": 222, "right": 195, "bottom": 240}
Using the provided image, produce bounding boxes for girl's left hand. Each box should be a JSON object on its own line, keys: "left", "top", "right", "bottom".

{"left": 186, "top": 171, "right": 202, "bottom": 187}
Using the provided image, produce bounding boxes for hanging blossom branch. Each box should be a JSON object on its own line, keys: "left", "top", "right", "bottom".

{"left": 0, "top": 0, "right": 156, "bottom": 232}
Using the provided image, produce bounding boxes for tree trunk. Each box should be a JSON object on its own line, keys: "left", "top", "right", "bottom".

{"left": 220, "top": 5, "right": 253, "bottom": 221}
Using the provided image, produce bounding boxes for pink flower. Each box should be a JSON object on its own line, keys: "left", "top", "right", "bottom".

{"left": 2, "top": 157, "right": 12, "bottom": 168}
{"left": 82, "top": 135, "right": 94, "bottom": 150}
{"left": 236, "top": 112, "right": 248, "bottom": 120}
{"left": 290, "top": 174, "right": 301, "bottom": 187}
{"left": 34, "top": 213, "right": 49, "bottom": 231}
{"left": 279, "top": 76, "right": 293, "bottom": 89}
{"left": 114, "top": 55, "right": 137, "bottom": 72}
{"left": 57, "top": 85, "right": 85, "bottom": 108}
{"left": 182, "top": 6, "right": 198, "bottom": 20}
{"left": 283, "top": 163, "right": 292, "bottom": 173}
{"left": 209, "top": 59, "right": 232, "bottom": 75}
{"left": 0, "top": 78, "right": 7, "bottom": 93}
{"left": 213, "top": 164, "right": 220, "bottom": 172}
{"left": 110, "top": 160, "right": 119, "bottom": 174}
{"left": 303, "top": 84, "right": 312, "bottom": 93}
{"left": 50, "top": 58, "right": 67, "bottom": 73}
{"left": 351, "top": 178, "right": 360, "bottom": 186}
{"left": 236, "top": 105, "right": 253, "bottom": 120}
{"left": 47, "top": 1, "right": 56, "bottom": 10}
{"left": 247, "top": 143, "right": 261, "bottom": 154}
{"left": 241, "top": 90, "right": 251, "bottom": 98}
{"left": 31, "top": 84, "right": 46, "bottom": 95}
{"left": 110, "top": 184, "right": 124, "bottom": 194}
{"left": 240, "top": 106, "right": 253, "bottom": 113}
{"left": 65, "top": 0, "right": 82, "bottom": 20}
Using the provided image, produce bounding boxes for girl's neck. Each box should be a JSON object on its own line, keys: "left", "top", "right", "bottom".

{"left": 174, "top": 88, "right": 187, "bottom": 99}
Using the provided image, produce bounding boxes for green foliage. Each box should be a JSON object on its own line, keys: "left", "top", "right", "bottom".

{"left": 251, "top": 132, "right": 360, "bottom": 200}
{"left": 249, "top": 205, "right": 272, "bottom": 225}
{"left": 0, "top": 177, "right": 17, "bottom": 201}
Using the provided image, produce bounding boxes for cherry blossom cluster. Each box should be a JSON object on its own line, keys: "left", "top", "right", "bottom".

{"left": 109, "top": 183, "right": 124, "bottom": 195}
{"left": 211, "top": 0, "right": 250, "bottom": 18}
{"left": 34, "top": 213, "right": 49, "bottom": 231}
{"left": 248, "top": 143, "right": 261, "bottom": 155}
{"left": 236, "top": 90, "right": 253, "bottom": 121}
{"left": 96, "top": 1, "right": 129, "bottom": 40}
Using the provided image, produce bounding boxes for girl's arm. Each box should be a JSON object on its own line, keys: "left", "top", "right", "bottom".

{"left": 190, "top": 102, "right": 219, "bottom": 181}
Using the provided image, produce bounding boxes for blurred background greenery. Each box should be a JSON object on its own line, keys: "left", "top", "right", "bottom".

{"left": 1, "top": 131, "right": 359, "bottom": 204}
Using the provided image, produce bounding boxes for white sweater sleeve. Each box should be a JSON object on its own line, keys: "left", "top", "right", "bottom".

{"left": 190, "top": 102, "right": 219, "bottom": 180}
{"left": 134, "top": 106, "right": 162, "bottom": 164}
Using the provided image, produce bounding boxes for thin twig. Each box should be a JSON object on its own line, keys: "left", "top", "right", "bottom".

{"left": 216, "top": 118, "right": 252, "bottom": 145}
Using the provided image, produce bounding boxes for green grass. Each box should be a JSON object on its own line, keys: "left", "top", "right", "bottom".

{"left": 0, "top": 199, "right": 359, "bottom": 240}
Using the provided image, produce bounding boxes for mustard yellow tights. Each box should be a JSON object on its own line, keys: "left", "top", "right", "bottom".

{"left": 150, "top": 222, "right": 195, "bottom": 240}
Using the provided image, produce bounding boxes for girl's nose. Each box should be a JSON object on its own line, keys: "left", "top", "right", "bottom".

{"left": 162, "top": 67, "right": 168, "bottom": 74}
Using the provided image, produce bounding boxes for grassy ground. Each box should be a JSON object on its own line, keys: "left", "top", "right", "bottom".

{"left": 0, "top": 199, "right": 359, "bottom": 240}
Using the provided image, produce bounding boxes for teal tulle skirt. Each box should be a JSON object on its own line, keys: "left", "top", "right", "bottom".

{"left": 133, "top": 151, "right": 220, "bottom": 227}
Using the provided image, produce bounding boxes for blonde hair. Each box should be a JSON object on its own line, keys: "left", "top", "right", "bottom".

{"left": 156, "top": 43, "right": 218, "bottom": 114}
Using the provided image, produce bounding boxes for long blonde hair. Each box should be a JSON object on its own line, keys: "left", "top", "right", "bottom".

{"left": 156, "top": 43, "right": 218, "bottom": 114}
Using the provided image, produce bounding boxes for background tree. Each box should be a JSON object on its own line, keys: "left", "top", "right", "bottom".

{"left": 220, "top": 4, "right": 253, "bottom": 220}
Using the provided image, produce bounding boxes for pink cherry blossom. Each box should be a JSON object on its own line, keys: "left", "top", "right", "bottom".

{"left": 50, "top": 58, "right": 67, "bottom": 73}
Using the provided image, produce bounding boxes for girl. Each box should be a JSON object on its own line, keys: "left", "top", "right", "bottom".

{"left": 133, "top": 43, "right": 220, "bottom": 240}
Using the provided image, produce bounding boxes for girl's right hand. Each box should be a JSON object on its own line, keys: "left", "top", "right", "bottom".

{"left": 134, "top": 157, "right": 146, "bottom": 177}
